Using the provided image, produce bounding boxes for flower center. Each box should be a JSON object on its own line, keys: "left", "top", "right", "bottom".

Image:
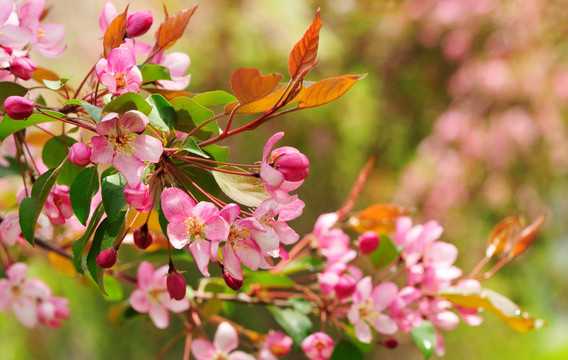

{"left": 358, "top": 298, "right": 379, "bottom": 323}
{"left": 148, "top": 286, "right": 162, "bottom": 302}
{"left": 185, "top": 216, "right": 205, "bottom": 237}
{"left": 108, "top": 126, "right": 137, "bottom": 154}
{"left": 227, "top": 225, "right": 251, "bottom": 251}
{"left": 114, "top": 72, "right": 127, "bottom": 90}
{"left": 38, "top": 29, "right": 45, "bottom": 38}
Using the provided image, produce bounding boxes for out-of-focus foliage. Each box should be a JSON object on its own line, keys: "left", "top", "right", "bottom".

{"left": 1, "top": 0, "right": 568, "bottom": 359}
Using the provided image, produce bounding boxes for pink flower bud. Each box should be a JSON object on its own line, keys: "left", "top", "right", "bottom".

{"left": 265, "top": 331, "right": 293, "bottom": 356}
{"left": 96, "top": 249, "right": 117, "bottom": 268}
{"left": 334, "top": 274, "right": 357, "bottom": 299}
{"left": 127, "top": 11, "right": 153, "bottom": 37}
{"left": 68, "top": 142, "right": 92, "bottom": 167}
{"left": 133, "top": 224, "right": 153, "bottom": 250}
{"left": 4, "top": 96, "right": 34, "bottom": 120}
{"left": 223, "top": 269, "right": 243, "bottom": 291}
{"left": 272, "top": 146, "right": 309, "bottom": 182}
{"left": 301, "top": 332, "right": 335, "bottom": 360}
{"left": 10, "top": 57, "right": 37, "bottom": 80}
{"left": 124, "top": 182, "right": 152, "bottom": 213}
{"left": 384, "top": 338, "right": 398, "bottom": 349}
{"left": 358, "top": 231, "right": 380, "bottom": 254}
{"left": 166, "top": 270, "right": 187, "bottom": 300}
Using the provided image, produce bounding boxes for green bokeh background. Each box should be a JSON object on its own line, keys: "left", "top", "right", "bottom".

{"left": 1, "top": 0, "right": 567, "bottom": 359}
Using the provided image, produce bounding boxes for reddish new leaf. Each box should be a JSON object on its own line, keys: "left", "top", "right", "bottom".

{"left": 485, "top": 216, "right": 523, "bottom": 258}
{"left": 288, "top": 9, "right": 322, "bottom": 80}
{"left": 298, "top": 74, "right": 366, "bottom": 109}
{"left": 103, "top": 5, "right": 129, "bottom": 58}
{"left": 512, "top": 212, "right": 546, "bottom": 258}
{"left": 348, "top": 203, "right": 411, "bottom": 234}
{"left": 151, "top": 4, "right": 198, "bottom": 56}
{"left": 230, "top": 68, "right": 283, "bottom": 105}
{"left": 224, "top": 84, "right": 306, "bottom": 115}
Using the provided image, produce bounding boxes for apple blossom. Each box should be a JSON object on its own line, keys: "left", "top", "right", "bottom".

{"left": 191, "top": 322, "right": 256, "bottom": 360}
{"left": 259, "top": 331, "right": 293, "bottom": 360}
{"left": 301, "top": 332, "right": 335, "bottom": 360}
{"left": 95, "top": 47, "right": 142, "bottom": 95}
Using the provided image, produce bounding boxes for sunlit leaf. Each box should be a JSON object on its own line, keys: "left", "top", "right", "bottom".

{"left": 103, "top": 5, "right": 128, "bottom": 58}
{"left": 192, "top": 90, "right": 237, "bottom": 107}
{"left": 224, "top": 84, "right": 305, "bottom": 115}
{"left": 103, "top": 92, "right": 153, "bottom": 115}
{"left": 439, "top": 286, "right": 546, "bottom": 333}
{"left": 180, "top": 136, "right": 209, "bottom": 158}
{"left": 486, "top": 216, "right": 523, "bottom": 258}
{"left": 347, "top": 203, "right": 410, "bottom": 234}
{"left": 147, "top": 93, "right": 176, "bottom": 131}
{"left": 151, "top": 4, "right": 198, "bottom": 55}
{"left": 230, "top": 68, "right": 283, "bottom": 104}
{"left": 171, "top": 97, "right": 217, "bottom": 138}
{"left": 268, "top": 306, "right": 312, "bottom": 348}
{"left": 143, "top": 87, "right": 192, "bottom": 100}
{"left": 103, "top": 276, "right": 124, "bottom": 302}
{"left": 288, "top": 9, "right": 322, "bottom": 80}
{"left": 63, "top": 99, "right": 103, "bottom": 122}
{"left": 43, "top": 78, "right": 69, "bottom": 90}
{"left": 212, "top": 166, "right": 269, "bottom": 207}
{"left": 0, "top": 111, "right": 62, "bottom": 141}
{"left": 411, "top": 321, "right": 436, "bottom": 359}
{"left": 140, "top": 63, "right": 172, "bottom": 83}
{"left": 298, "top": 74, "right": 366, "bottom": 109}
{"left": 512, "top": 212, "right": 546, "bottom": 258}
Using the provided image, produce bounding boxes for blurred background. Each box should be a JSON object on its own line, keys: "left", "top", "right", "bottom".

{"left": 1, "top": 0, "right": 568, "bottom": 358}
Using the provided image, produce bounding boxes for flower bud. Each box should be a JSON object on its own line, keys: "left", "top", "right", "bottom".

{"left": 133, "top": 224, "right": 153, "bottom": 250}
{"left": 96, "top": 248, "right": 117, "bottom": 268}
{"left": 358, "top": 231, "right": 380, "bottom": 254}
{"left": 272, "top": 146, "right": 309, "bottom": 182}
{"left": 301, "top": 332, "right": 335, "bottom": 360}
{"left": 4, "top": 96, "right": 34, "bottom": 120}
{"left": 334, "top": 274, "right": 357, "bottom": 299}
{"left": 384, "top": 338, "right": 398, "bottom": 349}
{"left": 223, "top": 269, "right": 243, "bottom": 291}
{"left": 126, "top": 11, "right": 153, "bottom": 37}
{"left": 166, "top": 270, "right": 187, "bottom": 300}
{"left": 68, "top": 142, "right": 92, "bottom": 167}
{"left": 10, "top": 57, "right": 37, "bottom": 80}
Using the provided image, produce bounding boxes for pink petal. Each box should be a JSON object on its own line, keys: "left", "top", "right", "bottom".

{"left": 7, "top": 262, "right": 28, "bottom": 283}
{"left": 222, "top": 246, "right": 243, "bottom": 280}
{"left": 160, "top": 293, "right": 190, "bottom": 313}
{"left": 262, "top": 132, "right": 284, "bottom": 160}
{"left": 132, "top": 134, "right": 163, "bottom": 163}
{"left": 189, "top": 238, "right": 211, "bottom": 277}
{"left": 425, "top": 241, "right": 458, "bottom": 267}
{"left": 108, "top": 47, "right": 136, "bottom": 73}
{"left": 347, "top": 304, "right": 360, "bottom": 325}
{"left": 373, "top": 314, "right": 398, "bottom": 335}
{"left": 98, "top": 1, "right": 117, "bottom": 31}
{"left": 235, "top": 238, "right": 261, "bottom": 270}
{"left": 161, "top": 52, "right": 190, "bottom": 77}
{"left": 433, "top": 310, "right": 460, "bottom": 330}
{"left": 272, "top": 221, "right": 299, "bottom": 245}
{"left": 0, "top": 0, "right": 14, "bottom": 24}
{"left": 120, "top": 110, "right": 149, "bottom": 134}
{"left": 130, "top": 289, "right": 151, "bottom": 313}
{"left": 0, "top": 25, "right": 32, "bottom": 48}
{"left": 354, "top": 277, "right": 372, "bottom": 304}
{"left": 192, "top": 339, "right": 216, "bottom": 360}
{"left": 37, "top": 23, "right": 65, "bottom": 47}
{"left": 251, "top": 228, "right": 279, "bottom": 258}
{"left": 95, "top": 57, "right": 108, "bottom": 79}
{"left": 136, "top": 261, "right": 155, "bottom": 289}
{"left": 149, "top": 302, "right": 169, "bottom": 329}
{"left": 210, "top": 240, "right": 220, "bottom": 262}
{"left": 161, "top": 187, "right": 194, "bottom": 223}
{"left": 193, "top": 201, "right": 220, "bottom": 222}
{"left": 90, "top": 136, "right": 114, "bottom": 165}
{"left": 220, "top": 203, "right": 240, "bottom": 224}
{"left": 205, "top": 216, "right": 229, "bottom": 242}
{"left": 260, "top": 163, "right": 284, "bottom": 190}
{"left": 372, "top": 282, "right": 398, "bottom": 311}
{"left": 214, "top": 322, "right": 239, "bottom": 353}
{"left": 228, "top": 351, "right": 256, "bottom": 360}
{"left": 167, "top": 222, "right": 191, "bottom": 249}
{"left": 113, "top": 151, "right": 144, "bottom": 186}
{"left": 12, "top": 297, "right": 37, "bottom": 328}
{"left": 355, "top": 320, "right": 372, "bottom": 343}
{"left": 21, "top": 279, "right": 51, "bottom": 300}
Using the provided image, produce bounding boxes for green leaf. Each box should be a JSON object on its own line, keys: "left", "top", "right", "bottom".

{"left": 103, "top": 276, "right": 124, "bottom": 302}
{"left": 157, "top": 203, "right": 169, "bottom": 240}
{"left": 268, "top": 306, "right": 312, "bottom": 347}
{"left": 0, "top": 157, "right": 29, "bottom": 177}
{"left": 170, "top": 97, "right": 217, "bottom": 139}
{"left": 212, "top": 166, "right": 269, "bottom": 207}
{"left": 19, "top": 165, "right": 64, "bottom": 245}
{"left": 411, "top": 321, "right": 436, "bottom": 359}
{"left": 147, "top": 93, "right": 176, "bottom": 131}
{"left": 179, "top": 136, "right": 209, "bottom": 158}
{"left": 330, "top": 340, "right": 364, "bottom": 360}
{"left": 140, "top": 63, "right": 172, "bottom": 83}
{"left": 370, "top": 235, "right": 399, "bottom": 269}
{"left": 289, "top": 297, "right": 311, "bottom": 314}
{"left": 41, "top": 135, "right": 81, "bottom": 185}
{"left": 280, "top": 255, "right": 323, "bottom": 275}
{"left": 0, "top": 82, "right": 28, "bottom": 111}
{"left": 63, "top": 99, "right": 103, "bottom": 122}
{"left": 43, "top": 78, "right": 69, "bottom": 90}
{"left": 103, "top": 92, "right": 152, "bottom": 115}
{"left": 203, "top": 144, "right": 228, "bottom": 163}
{"left": 245, "top": 271, "right": 295, "bottom": 288}
{"left": 101, "top": 173, "right": 127, "bottom": 221}
{"left": 72, "top": 203, "right": 104, "bottom": 274}
{"left": 0, "top": 112, "right": 61, "bottom": 141}
{"left": 70, "top": 166, "right": 100, "bottom": 226}
{"left": 192, "top": 91, "right": 237, "bottom": 107}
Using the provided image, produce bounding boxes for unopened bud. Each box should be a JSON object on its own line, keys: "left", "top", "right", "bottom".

{"left": 4, "top": 96, "right": 34, "bottom": 120}
{"left": 358, "top": 231, "right": 380, "bottom": 254}
{"left": 68, "top": 142, "right": 92, "bottom": 167}
{"left": 96, "top": 248, "right": 117, "bottom": 268}
{"left": 166, "top": 269, "right": 187, "bottom": 300}
{"left": 10, "top": 57, "right": 37, "bottom": 80}
{"left": 383, "top": 338, "right": 398, "bottom": 349}
{"left": 334, "top": 274, "right": 357, "bottom": 299}
{"left": 126, "top": 11, "right": 153, "bottom": 37}
{"left": 133, "top": 224, "right": 153, "bottom": 250}
{"left": 272, "top": 147, "right": 309, "bottom": 182}
{"left": 223, "top": 270, "right": 243, "bottom": 291}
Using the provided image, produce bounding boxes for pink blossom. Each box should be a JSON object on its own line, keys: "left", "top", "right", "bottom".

{"left": 312, "top": 213, "right": 356, "bottom": 264}
{"left": 348, "top": 277, "right": 398, "bottom": 343}
{"left": 301, "top": 332, "right": 335, "bottom": 360}
{"left": 454, "top": 279, "right": 483, "bottom": 326}
{"left": 0, "top": 263, "right": 51, "bottom": 328}
{"left": 95, "top": 47, "right": 142, "bottom": 95}
{"left": 90, "top": 111, "right": 163, "bottom": 186}
{"left": 43, "top": 185, "right": 73, "bottom": 225}
{"left": 389, "top": 286, "right": 422, "bottom": 333}
{"left": 18, "top": 0, "right": 66, "bottom": 57}
{"left": 124, "top": 182, "right": 152, "bottom": 213}
{"left": 259, "top": 331, "right": 293, "bottom": 360}
{"left": 0, "top": 3, "right": 33, "bottom": 49}
{"left": 420, "top": 241, "right": 462, "bottom": 292}
{"left": 0, "top": 213, "right": 21, "bottom": 246}
{"left": 37, "top": 296, "right": 70, "bottom": 328}
{"left": 98, "top": 1, "right": 117, "bottom": 32}
{"left": 129, "top": 261, "right": 190, "bottom": 329}
{"left": 318, "top": 262, "right": 360, "bottom": 300}
{"left": 160, "top": 187, "right": 229, "bottom": 277}
{"left": 152, "top": 51, "right": 192, "bottom": 90}
{"left": 191, "top": 321, "right": 256, "bottom": 360}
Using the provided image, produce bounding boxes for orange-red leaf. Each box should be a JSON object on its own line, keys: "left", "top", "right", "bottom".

{"left": 230, "top": 68, "right": 283, "bottom": 105}
{"left": 224, "top": 84, "right": 306, "bottom": 115}
{"left": 103, "top": 5, "right": 129, "bottom": 58}
{"left": 152, "top": 4, "right": 198, "bottom": 55}
{"left": 288, "top": 9, "right": 322, "bottom": 80}
{"left": 32, "top": 66, "right": 60, "bottom": 82}
{"left": 298, "top": 74, "right": 365, "bottom": 109}
{"left": 485, "top": 216, "right": 523, "bottom": 258}
{"left": 144, "top": 87, "right": 192, "bottom": 100}
{"left": 348, "top": 203, "right": 411, "bottom": 234}
{"left": 512, "top": 212, "right": 546, "bottom": 258}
